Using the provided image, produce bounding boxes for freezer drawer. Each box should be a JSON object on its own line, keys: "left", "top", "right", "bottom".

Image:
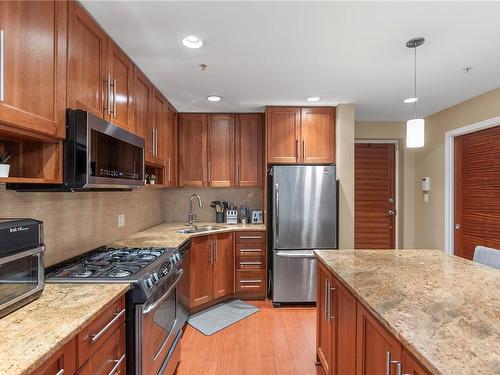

{"left": 272, "top": 250, "right": 317, "bottom": 303}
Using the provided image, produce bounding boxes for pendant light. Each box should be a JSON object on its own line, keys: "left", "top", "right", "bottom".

{"left": 406, "top": 37, "right": 425, "bottom": 148}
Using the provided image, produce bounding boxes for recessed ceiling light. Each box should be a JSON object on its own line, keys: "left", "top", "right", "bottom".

{"left": 207, "top": 95, "right": 221, "bottom": 102}
{"left": 306, "top": 96, "right": 321, "bottom": 102}
{"left": 182, "top": 35, "right": 204, "bottom": 49}
{"left": 403, "top": 97, "right": 418, "bottom": 104}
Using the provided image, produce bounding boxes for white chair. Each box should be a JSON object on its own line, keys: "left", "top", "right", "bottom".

{"left": 473, "top": 246, "right": 500, "bottom": 270}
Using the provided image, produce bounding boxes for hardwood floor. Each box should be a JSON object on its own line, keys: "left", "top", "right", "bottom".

{"left": 176, "top": 301, "right": 322, "bottom": 375}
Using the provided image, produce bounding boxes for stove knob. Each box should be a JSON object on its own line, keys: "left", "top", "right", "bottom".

{"left": 152, "top": 273, "right": 159, "bottom": 283}
{"left": 146, "top": 277, "right": 154, "bottom": 288}
{"left": 175, "top": 253, "right": 181, "bottom": 262}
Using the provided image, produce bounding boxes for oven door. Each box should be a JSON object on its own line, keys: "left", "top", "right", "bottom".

{"left": 0, "top": 246, "right": 44, "bottom": 318}
{"left": 135, "top": 269, "right": 183, "bottom": 375}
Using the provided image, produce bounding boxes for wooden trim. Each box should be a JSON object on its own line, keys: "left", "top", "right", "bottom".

{"left": 453, "top": 136, "right": 463, "bottom": 258}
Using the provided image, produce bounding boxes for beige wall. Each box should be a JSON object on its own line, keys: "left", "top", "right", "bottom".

{"left": 336, "top": 104, "right": 356, "bottom": 248}
{"left": 0, "top": 187, "right": 163, "bottom": 266}
{"left": 412, "top": 86, "right": 500, "bottom": 250}
{"left": 355, "top": 121, "right": 416, "bottom": 248}
{"left": 161, "top": 188, "right": 264, "bottom": 223}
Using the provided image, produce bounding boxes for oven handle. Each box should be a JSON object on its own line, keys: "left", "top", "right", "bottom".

{"left": 143, "top": 269, "right": 183, "bottom": 315}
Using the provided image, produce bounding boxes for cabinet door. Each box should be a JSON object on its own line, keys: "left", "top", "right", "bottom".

{"left": 151, "top": 88, "right": 166, "bottom": 166}
{"left": 67, "top": 1, "right": 108, "bottom": 119}
{"left": 189, "top": 236, "right": 213, "bottom": 308}
{"left": 133, "top": 67, "right": 154, "bottom": 163}
{"left": 316, "top": 262, "right": 333, "bottom": 375}
{"left": 164, "top": 105, "right": 178, "bottom": 187}
{"left": 212, "top": 232, "right": 235, "bottom": 299}
{"left": 0, "top": 0, "right": 67, "bottom": 139}
{"left": 235, "top": 114, "right": 263, "bottom": 187}
{"left": 335, "top": 277, "right": 357, "bottom": 375}
{"left": 356, "top": 302, "right": 402, "bottom": 375}
{"left": 402, "top": 349, "right": 431, "bottom": 375}
{"left": 107, "top": 40, "right": 134, "bottom": 132}
{"left": 207, "top": 114, "right": 234, "bottom": 187}
{"left": 266, "top": 107, "right": 301, "bottom": 164}
{"left": 178, "top": 114, "right": 207, "bottom": 187}
{"left": 35, "top": 337, "right": 76, "bottom": 375}
{"left": 301, "top": 107, "right": 335, "bottom": 164}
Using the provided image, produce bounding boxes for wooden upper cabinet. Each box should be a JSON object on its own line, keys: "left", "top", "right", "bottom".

{"left": 212, "top": 232, "right": 235, "bottom": 299}
{"left": 0, "top": 0, "right": 67, "bottom": 139}
{"left": 151, "top": 88, "right": 166, "bottom": 166}
{"left": 207, "top": 114, "right": 235, "bottom": 187}
{"left": 266, "top": 107, "right": 301, "bottom": 164}
{"left": 67, "top": 1, "right": 108, "bottom": 119}
{"left": 235, "top": 114, "right": 263, "bottom": 187}
{"left": 178, "top": 114, "right": 207, "bottom": 187}
{"left": 301, "top": 107, "right": 335, "bottom": 164}
{"left": 133, "top": 66, "right": 153, "bottom": 162}
{"left": 107, "top": 40, "right": 134, "bottom": 132}
{"left": 164, "top": 105, "right": 178, "bottom": 187}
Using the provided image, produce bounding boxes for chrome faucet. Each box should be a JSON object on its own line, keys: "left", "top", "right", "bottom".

{"left": 187, "top": 193, "right": 203, "bottom": 226}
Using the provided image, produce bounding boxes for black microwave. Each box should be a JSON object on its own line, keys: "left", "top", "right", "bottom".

{"left": 9, "top": 110, "right": 145, "bottom": 191}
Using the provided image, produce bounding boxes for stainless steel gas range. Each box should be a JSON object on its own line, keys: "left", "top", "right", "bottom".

{"left": 46, "top": 240, "right": 191, "bottom": 375}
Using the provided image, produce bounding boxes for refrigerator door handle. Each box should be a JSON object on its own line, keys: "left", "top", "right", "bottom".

{"left": 275, "top": 251, "right": 316, "bottom": 259}
{"left": 275, "top": 182, "right": 279, "bottom": 244}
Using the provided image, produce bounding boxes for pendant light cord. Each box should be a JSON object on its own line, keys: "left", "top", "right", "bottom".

{"left": 414, "top": 45, "right": 417, "bottom": 119}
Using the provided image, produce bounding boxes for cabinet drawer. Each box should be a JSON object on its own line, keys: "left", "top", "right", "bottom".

{"left": 236, "top": 256, "right": 265, "bottom": 270}
{"left": 235, "top": 231, "right": 265, "bottom": 244}
{"left": 35, "top": 337, "right": 76, "bottom": 375}
{"left": 235, "top": 244, "right": 265, "bottom": 257}
{"left": 235, "top": 270, "right": 266, "bottom": 294}
{"left": 77, "top": 297, "right": 126, "bottom": 366}
{"left": 78, "top": 323, "right": 126, "bottom": 375}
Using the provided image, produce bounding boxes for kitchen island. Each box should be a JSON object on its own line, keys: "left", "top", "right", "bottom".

{"left": 314, "top": 249, "right": 500, "bottom": 375}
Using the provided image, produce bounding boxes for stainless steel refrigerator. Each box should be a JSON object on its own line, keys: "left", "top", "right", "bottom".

{"left": 270, "top": 165, "right": 338, "bottom": 304}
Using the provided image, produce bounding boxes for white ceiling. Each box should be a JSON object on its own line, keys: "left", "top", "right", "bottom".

{"left": 81, "top": 1, "right": 500, "bottom": 121}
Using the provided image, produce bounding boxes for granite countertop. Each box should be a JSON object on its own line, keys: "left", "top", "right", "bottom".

{"left": 112, "top": 222, "right": 266, "bottom": 248}
{"left": 314, "top": 249, "right": 500, "bottom": 375}
{"left": 0, "top": 283, "right": 130, "bottom": 375}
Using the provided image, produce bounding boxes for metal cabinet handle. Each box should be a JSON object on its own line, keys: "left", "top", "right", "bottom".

{"left": 208, "top": 161, "right": 211, "bottom": 183}
{"left": 240, "top": 261, "right": 262, "bottom": 266}
{"left": 240, "top": 248, "right": 262, "bottom": 253}
{"left": 89, "top": 308, "right": 125, "bottom": 344}
{"left": 105, "top": 74, "right": 112, "bottom": 115}
{"left": 275, "top": 182, "right": 279, "bottom": 244}
{"left": 295, "top": 139, "right": 299, "bottom": 159}
{"left": 240, "top": 279, "right": 262, "bottom": 284}
{"left": 240, "top": 236, "right": 262, "bottom": 239}
{"left": 302, "top": 140, "right": 306, "bottom": 160}
{"left": 154, "top": 128, "right": 158, "bottom": 156}
{"left": 214, "top": 239, "right": 218, "bottom": 263}
{"left": 324, "top": 278, "right": 328, "bottom": 320}
{"left": 329, "top": 286, "right": 336, "bottom": 320}
{"left": 55, "top": 369, "right": 64, "bottom": 375}
{"left": 112, "top": 78, "right": 117, "bottom": 118}
{"left": 208, "top": 241, "right": 212, "bottom": 264}
{"left": 0, "top": 30, "right": 4, "bottom": 102}
{"left": 385, "top": 351, "right": 402, "bottom": 375}
{"left": 168, "top": 157, "right": 172, "bottom": 182}
{"left": 237, "top": 163, "right": 240, "bottom": 184}
{"left": 107, "top": 353, "right": 125, "bottom": 375}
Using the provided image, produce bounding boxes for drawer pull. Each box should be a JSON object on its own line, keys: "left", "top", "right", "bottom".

{"left": 240, "top": 279, "right": 262, "bottom": 284}
{"left": 240, "top": 261, "right": 262, "bottom": 266}
{"left": 240, "top": 249, "right": 262, "bottom": 253}
{"left": 240, "top": 236, "right": 262, "bottom": 239}
{"left": 108, "top": 353, "right": 126, "bottom": 375}
{"left": 89, "top": 308, "right": 125, "bottom": 344}
{"left": 55, "top": 370, "right": 64, "bottom": 375}
{"left": 241, "top": 285, "right": 261, "bottom": 288}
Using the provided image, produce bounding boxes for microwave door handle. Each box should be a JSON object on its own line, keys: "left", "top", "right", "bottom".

{"left": 143, "top": 269, "right": 183, "bottom": 315}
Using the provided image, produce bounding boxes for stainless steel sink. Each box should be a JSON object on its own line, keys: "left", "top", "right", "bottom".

{"left": 176, "top": 225, "right": 227, "bottom": 234}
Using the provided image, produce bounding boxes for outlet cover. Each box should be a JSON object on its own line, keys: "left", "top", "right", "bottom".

{"left": 118, "top": 214, "right": 125, "bottom": 228}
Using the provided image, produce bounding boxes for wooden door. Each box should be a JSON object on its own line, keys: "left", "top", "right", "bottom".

{"left": 133, "top": 67, "right": 153, "bottom": 163}
{"left": 235, "top": 114, "right": 263, "bottom": 187}
{"left": 335, "top": 277, "right": 357, "bottom": 375}
{"left": 355, "top": 143, "right": 396, "bottom": 249}
{"left": 212, "top": 232, "right": 235, "bottom": 299}
{"left": 164, "top": 104, "right": 178, "bottom": 187}
{"left": 189, "top": 236, "right": 213, "bottom": 308}
{"left": 207, "top": 114, "right": 234, "bottom": 187}
{"left": 178, "top": 114, "right": 207, "bottom": 187}
{"left": 454, "top": 125, "right": 500, "bottom": 260}
{"left": 301, "top": 107, "right": 335, "bottom": 164}
{"left": 316, "top": 262, "right": 333, "bottom": 375}
{"left": 151, "top": 88, "right": 166, "bottom": 166}
{"left": 356, "top": 302, "right": 401, "bottom": 375}
{"left": 67, "top": 1, "right": 108, "bottom": 119}
{"left": 266, "top": 107, "right": 301, "bottom": 163}
{"left": 0, "top": 0, "right": 67, "bottom": 139}
{"left": 107, "top": 40, "right": 134, "bottom": 132}
{"left": 401, "top": 349, "right": 431, "bottom": 375}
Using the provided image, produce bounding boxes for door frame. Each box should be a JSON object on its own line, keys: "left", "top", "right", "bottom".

{"left": 444, "top": 115, "right": 500, "bottom": 255}
{"left": 354, "top": 139, "right": 400, "bottom": 249}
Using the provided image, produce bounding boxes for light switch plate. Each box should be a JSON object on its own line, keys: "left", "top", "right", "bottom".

{"left": 118, "top": 214, "right": 125, "bottom": 227}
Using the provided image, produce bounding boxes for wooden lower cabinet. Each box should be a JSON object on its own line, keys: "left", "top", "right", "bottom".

{"left": 34, "top": 296, "right": 126, "bottom": 375}
{"left": 316, "top": 262, "right": 431, "bottom": 375}
{"left": 234, "top": 231, "right": 266, "bottom": 299}
{"left": 212, "top": 232, "right": 235, "bottom": 299}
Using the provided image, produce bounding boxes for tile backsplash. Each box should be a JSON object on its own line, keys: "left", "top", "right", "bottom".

{"left": 0, "top": 186, "right": 163, "bottom": 266}
{"left": 161, "top": 188, "right": 264, "bottom": 223}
